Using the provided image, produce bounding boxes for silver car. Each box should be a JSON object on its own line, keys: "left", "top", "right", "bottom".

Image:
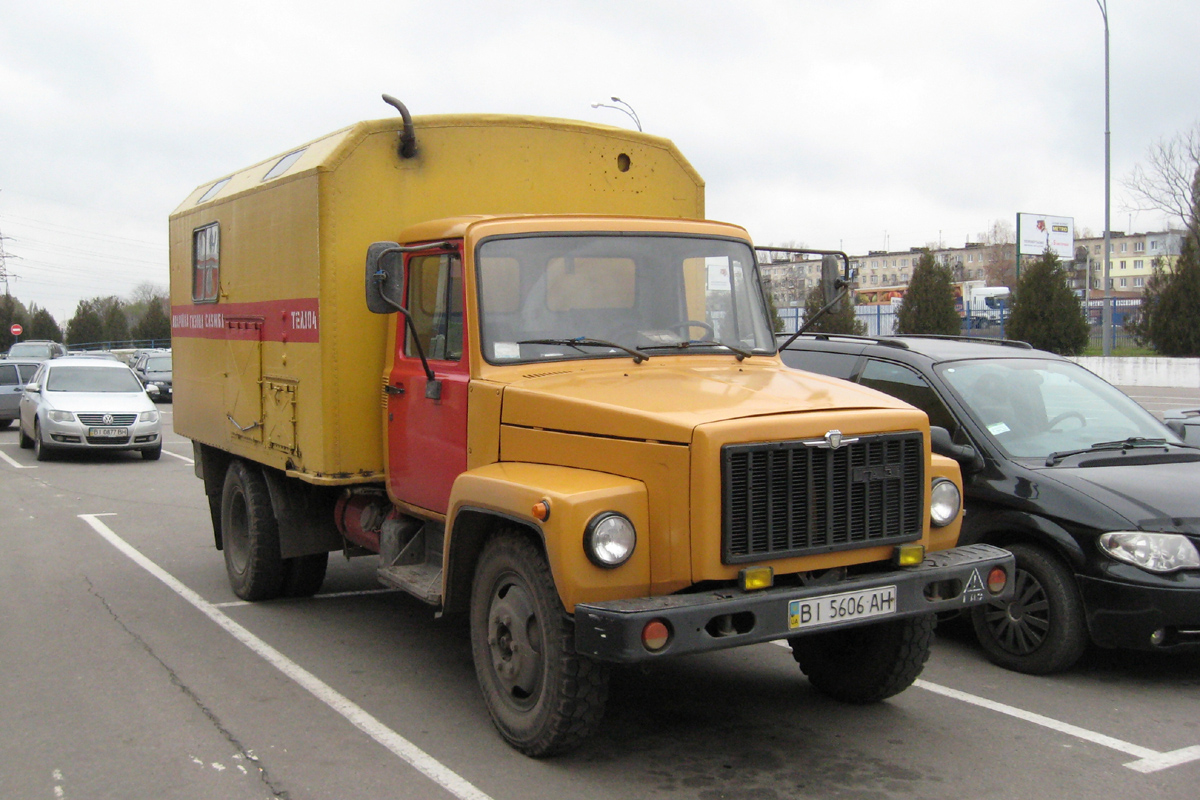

{"left": 1, "top": 359, "right": 42, "bottom": 429}
{"left": 18, "top": 357, "right": 163, "bottom": 461}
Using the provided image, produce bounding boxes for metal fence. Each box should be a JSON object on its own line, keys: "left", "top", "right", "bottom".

{"left": 777, "top": 297, "right": 1144, "bottom": 350}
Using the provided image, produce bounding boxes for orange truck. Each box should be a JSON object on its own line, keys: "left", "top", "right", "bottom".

{"left": 169, "top": 98, "right": 1014, "bottom": 756}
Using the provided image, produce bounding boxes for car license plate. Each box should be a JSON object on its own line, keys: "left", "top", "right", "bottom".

{"left": 89, "top": 427, "right": 127, "bottom": 438}
{"left": 788, "top": 585, "right": 897, "bottom": 631}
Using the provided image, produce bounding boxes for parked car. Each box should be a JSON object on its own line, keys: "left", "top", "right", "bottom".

{"left": 18, "top": 356, "right": 163, "bottom": 461}
{"left": 779, "top": 333, "right": 1200, "bottom": 673}
{"left": 133, "top": 350, "right": 172, "bottom": 401}
{"left": 5, "top": 340, "right": 67, "bottom": 361}
{"left": 0, "top": 359, "right": 42, "bottom": 429}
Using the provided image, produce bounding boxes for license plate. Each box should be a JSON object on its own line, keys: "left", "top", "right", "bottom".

{"left": 788, "top": 585, "right": 897, "bottom": 631}
{"left": 89, "top": 427, "right": 127, "bottom": 438}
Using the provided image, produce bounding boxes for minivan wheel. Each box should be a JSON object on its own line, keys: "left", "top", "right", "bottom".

{"left": 970, "top": 542, "right": 1087, "bottom": 674}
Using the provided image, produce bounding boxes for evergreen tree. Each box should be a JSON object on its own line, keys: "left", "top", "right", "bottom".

{"left": 801, "top": 284, "right": 865, "bottom": 335}
{"left": 101, "top": 300, "right": 129, "bottom": 344}
{"left": 1129, "top": 168, "right": 1200, "bottom": 356}
{"left": 131, "top": 296, "right": 171, "bottom": 344}
{"left": 1131, "top": 239, "right": 1200, "bottom": 355}
{"left": 0, "top": 294, "right": 30, "bottom": 352}
{"left": 895, "top": 250, "right": 960, "bottom": 335}
{"left": 27, "top": 305, "right": 63, "bottom": 342}
{"left": 66, "top": 300, "right": 104, "bottom": 347}
{"left": 1005, "top": 249, "right": 1089, "bottom": 355}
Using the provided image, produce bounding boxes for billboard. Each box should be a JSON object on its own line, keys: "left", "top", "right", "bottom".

{"left": 1017, "top": 213, "right": 1074, "bottom": 260}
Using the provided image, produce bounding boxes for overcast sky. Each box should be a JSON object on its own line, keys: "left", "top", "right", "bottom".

{"left": 1, "top": 0, "right": 1197, "bottom": 323}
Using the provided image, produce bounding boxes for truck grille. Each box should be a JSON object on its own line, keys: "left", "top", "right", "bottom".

{"left": 722, "top": 431, "right": 924, "bottom": 564}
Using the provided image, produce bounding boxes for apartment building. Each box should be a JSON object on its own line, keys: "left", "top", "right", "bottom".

{"left": 1074, "top": 231, "right": 1183, "bottom": 292}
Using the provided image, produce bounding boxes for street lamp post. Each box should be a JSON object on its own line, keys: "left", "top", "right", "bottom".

{"left": 590, "top": 96, "right": 642, "bottom": 131}
{"left": 1098, "top": 0, "right": 1112, "bottom": 356}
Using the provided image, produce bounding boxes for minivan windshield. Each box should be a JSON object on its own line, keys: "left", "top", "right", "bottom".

{"left": 937, "top": 358, "right": 1180, "bottom": 460}
{"left": 476, "top": 234, "right": 776, "bottom": 364}
{"left": 46, "top": 366, "right": 144, "bottom": 393}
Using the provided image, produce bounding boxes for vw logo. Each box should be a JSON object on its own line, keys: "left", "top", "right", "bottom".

{"left": 103, "top": 414, "right": 114, "bottom": 425}
{"left": 825, "top": 430, "right": 843, "bottom": 449}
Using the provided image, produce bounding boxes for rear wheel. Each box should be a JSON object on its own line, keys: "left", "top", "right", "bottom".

{"left": 220, "top": 460, "right": 285, "bottom": 601}
{"left": 0, "top": 419, "right": 11, "bottom": 430}
{"left": 470, "top": 531, "right": 609, "bottom": 756}
{"left": 970, "top": 543, "right": 1087, "bottom": 674}
{"left": 281, "top": 552, "right": 329, "bottom": 597}
{"left": 791, "top": 613, "right": 934, "bottom": 703}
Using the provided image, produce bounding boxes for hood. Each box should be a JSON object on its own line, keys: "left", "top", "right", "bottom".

{"left": 43, "top": 391, "right": 155, "bottom": 415}
{"left": 500, "top": 359, "right": 911, "bottom": 443}
{"left": 1038, "top": 459, "right": 1200, "bottom": 534}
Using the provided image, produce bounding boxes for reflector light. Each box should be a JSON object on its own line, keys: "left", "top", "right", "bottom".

{"left": 738, "top": 566, "right": 774, "bottom": 591}
{"left": 894, "top": 543, "right": 926, "bottom": 567}
{"left": 987, "top": 567, "right": 1007, "bottom": 594}
{"left": 532, "top": 500, "right": 551, "bottom": 521}
{"left": 642, "top": 620, "right": 670, "bottom": 651}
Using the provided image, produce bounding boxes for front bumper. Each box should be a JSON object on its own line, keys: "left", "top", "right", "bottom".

{"left": 575, "top": 544, "right": 1015, "bottom": 662}
{"left": 42, "top": 418, "right": 162, "bottom": 450}
{"left": 1079, "top": 574, "right": 1200, "bottom": 651}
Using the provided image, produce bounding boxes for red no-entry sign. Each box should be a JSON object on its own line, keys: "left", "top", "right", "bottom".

{"left": 9, "top": 323, "right": 21, "bottom": 336}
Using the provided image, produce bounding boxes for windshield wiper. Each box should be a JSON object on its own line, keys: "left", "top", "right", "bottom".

{"left": 518, "top": 337, "right": 649, "bottom": 364}
{"left": 1045, "top": 436, "right": 1170, "bottom": 466}
{"left": 640, "top": 339, "right": 753, "bottom": 360}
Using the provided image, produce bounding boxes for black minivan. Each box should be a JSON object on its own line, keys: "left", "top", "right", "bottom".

{"left": 780, "top": 333, "right": 1200, "bottom": 674}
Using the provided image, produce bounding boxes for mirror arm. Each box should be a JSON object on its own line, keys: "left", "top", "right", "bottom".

{"left": 777, "top": 282, "right": 851, "bottom": 350}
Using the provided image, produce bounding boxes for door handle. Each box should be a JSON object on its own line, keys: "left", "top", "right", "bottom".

{"left": 385, "top": 384, "right": 405, "bottom": 395}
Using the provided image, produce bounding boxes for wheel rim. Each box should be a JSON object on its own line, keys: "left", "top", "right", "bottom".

{"left": 981, "top": 567, "right": 1050, "bottom": 655}
{"left": 486, "top": 572, "right": 545, "bottom": 710}
{"left": 225, "top": 489, "right": 251, "bottom": 574}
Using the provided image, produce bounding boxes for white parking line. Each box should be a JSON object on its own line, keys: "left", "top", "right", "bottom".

{"left": 0, "top": 448, "right": 36, "bottom": 469}
{"left": 770, "top": 640, "right": 1200, "bottom": 772}
{"left": 78, "top": 514, "right": 494, "bottom": 800}
{"left": 161, "top": 448, "right": 194, "bottom": 465}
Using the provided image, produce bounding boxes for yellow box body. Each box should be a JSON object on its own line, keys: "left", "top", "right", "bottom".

{"left": 169, "top": 115, "right": 703, "bottom": 480}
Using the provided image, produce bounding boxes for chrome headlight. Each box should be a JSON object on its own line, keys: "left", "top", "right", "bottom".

{"left": 584, "top": 512, "right": 636, "bottom": 568}
{"left": 47, "top": 410, "right": 75, "bottom": 423}
{"left": 139, "top": 410, "right": 160, "bottom": 423}
{"left": 1099, "top": 532, "right": 1200, "bottom": 573}
{"left": 929, "top": 478, "right": 961, "bottom": 527}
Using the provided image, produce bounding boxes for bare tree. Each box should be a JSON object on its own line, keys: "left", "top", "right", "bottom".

{"left": 978, "top": 220, "right": 1016, "bottom": 289}
{"left": 1123, "top": 121, "right": 1200, "bottom": 239}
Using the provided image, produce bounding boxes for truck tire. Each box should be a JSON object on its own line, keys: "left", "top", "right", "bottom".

{"left": 791, "top": 613, "right": 934, "bottom": 704}
{"left": 969, "top": 542, "right": 1087, "bottom": 674}
{"left": 281, "top": 552, "right": 329, "bottom": 597}
{"left": 469, "top": 531, "right": 610, "bottom": 756}
{"left": 220, "top": 460, "right": 285, "bottom": 601}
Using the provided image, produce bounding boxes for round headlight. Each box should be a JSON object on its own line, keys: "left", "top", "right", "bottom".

{"left": 1099, "top": 532, "right": 1200, "bottom": 573}
{"left": 930, "top": 479, "right": 961, "bottom": 528}
{"left": 584, "top": 512, "right": 636, "bottom": 568}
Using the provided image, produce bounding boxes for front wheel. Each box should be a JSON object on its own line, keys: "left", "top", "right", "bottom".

{"left": 470, "top": 531, "right": 610, "bottom": 756}
{"left": 791, "top": 613, "right": 934, "bottom": 703}
{"left": 220, "top": 460, "right": 285, "bottom": 601}
{"left": 19, "top": 421, "right": 33, "bottom": 449}
{"left": 969, "top": 542, "right": 1087, "bottom": 674}
{"left": 33, "top": 420, "right": 54, "bottom": 462}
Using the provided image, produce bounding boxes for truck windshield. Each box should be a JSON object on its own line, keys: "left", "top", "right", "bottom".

{"left": 476, "top": 234, "right": 775, "bottom": 364}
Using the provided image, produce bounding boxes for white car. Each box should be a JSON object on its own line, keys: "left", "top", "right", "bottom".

{"left": 18, "top": 356, "right": 163, "bottom": 461}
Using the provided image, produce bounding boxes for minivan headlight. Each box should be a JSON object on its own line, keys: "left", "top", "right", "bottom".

{"left": 1099, "top": 532, "right": 1200, "bottom": 573}
{"left": 930, "top": 478, "right": 961, "bottom": 527}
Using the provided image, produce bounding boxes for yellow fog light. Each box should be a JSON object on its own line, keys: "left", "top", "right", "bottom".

{"left": 894, "top": 543, "right": 926, "bottom": 567}
{"left": 738, "top": 566, "right": 774, "bottom": 591}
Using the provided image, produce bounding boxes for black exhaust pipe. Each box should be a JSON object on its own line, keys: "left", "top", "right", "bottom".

{"left": 381, "top": 94, "right": 417, "bottom": 159}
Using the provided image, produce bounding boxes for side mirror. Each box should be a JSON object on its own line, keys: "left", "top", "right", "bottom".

{"left": 930, "top": 425, "right": 985, "bottom": 474}
{"left": 820, "top": 254, "right": 841, "bottom": 306}
{"left": 365, "top": 242, "right": 406, "bottom": 314}
{"left": 25, "top": 382, "right": 39, "bottom": 393}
